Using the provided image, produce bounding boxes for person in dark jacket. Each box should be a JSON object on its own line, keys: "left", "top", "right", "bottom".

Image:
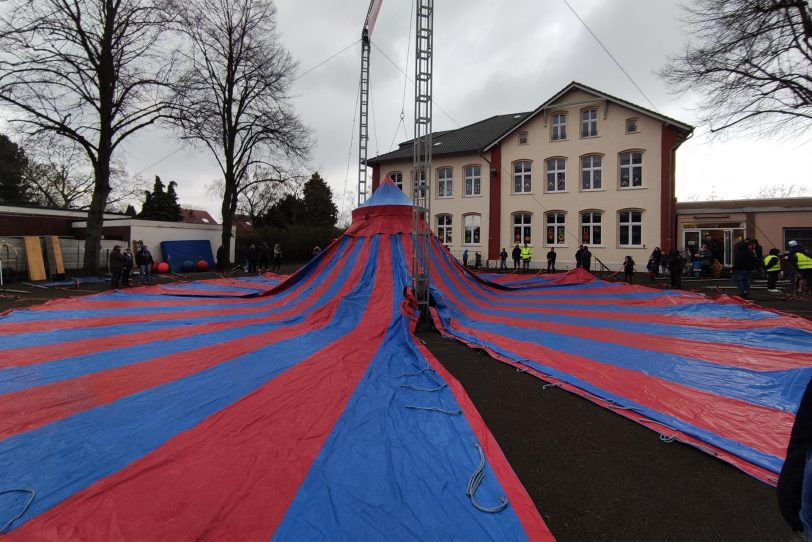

{"left": 580, "top": 245, "right": 592, "bottom": 272}
{"left": 511, "top": 244, "right": 521, "bottom": 270}
{"left": 778, "top": 377, "right": 812, "bottom": 535}
{"left": 135, "top": 244, "right": 154, "bottom": 284}
{"left": 575, "top": 245, "right": 584, "bottom": 268}
{"left": 216, "top": 245, "right": 226, "bottom": 273}
{"left": 499, "top": 248, "right": 508, "bottom": 270}
{"left": 667, "top": 249, "right": 684, "bottom": 289}
{"left": 109, "top": 245, "right": 124, "bottom": 289}
{"left": 546, "top": 247, "right": 557, "bottom": 273}
{"left": 122, "top": 248, "right": 134, "bottom": 287}
{"left": 623, "top": 255, "right": 635, "bottom": 283}
{"left": 732, "top": 239, "right": 757, "bottom": 298}
{"left": 650, "top": 247, "right": 662, "bottom": 278}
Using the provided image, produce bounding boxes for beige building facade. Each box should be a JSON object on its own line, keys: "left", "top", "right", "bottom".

{"left": 368, "top": 82, "right": 693, "bottom": 270}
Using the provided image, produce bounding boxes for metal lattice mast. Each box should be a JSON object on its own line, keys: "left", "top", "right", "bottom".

{"left": 412, "top": 0, "right": 433, "bottom": 316}
{"left": 358, "top": 0, "right": 381, "bottom": 207}
{"left": 357, "top": 32, "right": 371, "bottom": 207}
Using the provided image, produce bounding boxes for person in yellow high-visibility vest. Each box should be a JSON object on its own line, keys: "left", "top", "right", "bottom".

{"left": 764, "top": 248, "right": 782, "bottom": 292}
{"left": 520, "top": 243, "right": 532, "bottom": 273}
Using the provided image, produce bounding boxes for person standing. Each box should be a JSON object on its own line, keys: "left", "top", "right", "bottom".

{"left": 122, "top": 248, "right": 134, "bottom": 287}
{"left": 109, "top": 245, "right": 124, "bottom": 289}
{"left": 258, "top": 243, "right": 271, "bottom": 272}
{"left": 135, "top": 244, "right": 154, "bottom": 284}
{"left": 462, "top": 249, "right": 469, "bottom": 267}
{"left": 499, "top": 248, "right": 508, "bottom": 270}
{"left": 667, "top": 249, "right": 685, "bottom": 289}
{"left": 546, "top": 247, "right": 557, "bottom": 274}
{"left": 764, "top": 248, "right": 782, "bottom": 292}
{"left": 246, "top": 244, "right": 258, "bottom": 274}
{"left": 650, "top": 247, "right": 662, "bottom": 277}
{"left": 623, "top": 255, "right": 635, "bottom": 283}
{"left": 216, "top": 245, "right": 226, "bottom": 273}
{"left": 789, "top": 240, "right": 812, "bottom": 294}
{"left": 580, "top": 245, "right": 592, "bottom": 273}
{"left": 272, "top": 243, "right": 283, "bottom": 273}
{"left": 520, "top": 242, "right": 532, "bottom": 273}
{"left": 731, "top": 239, "right": 756, "bottom": 297}
{"left": 778, "top": 376, "right": 812, "bottom": 536}
{"left": 512, "top": 244, "right": 521, "bottom": 270}
{"left": 575, "top": 245, "right": 584, "bottom": 268}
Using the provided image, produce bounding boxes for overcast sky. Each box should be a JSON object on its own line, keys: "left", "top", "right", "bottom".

{"left": 120, "top": 0, "right": 812, "bottom": 220}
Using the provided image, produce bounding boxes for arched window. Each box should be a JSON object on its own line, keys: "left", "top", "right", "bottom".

{"left": 545, "top": 211, "right": 566, "bottom": 246}
{"left": 580, "top": 155, "right": 602, "bottom": 190}
{"left": 513, "top": 212, "right": 532, "bottom": 244}
{"left": 437, "top": 214, "right": 452, "bottom": 244}
{"left": 513, "top": 161, "right": 532, "bottom": 193}
{"left": 463, "top": 214, "right": 481, "bottom": 245}
{"left": 437, "top": 167, "right": 453, "bottom": 198}
{"left": 619, "top": 151, "right": 643, "bottom": 188}
{"left": 388, "top": 171, "right": 403, "bottom": 190}
{"left": 464, "top": 165, "right": 481, "bottom": 196}
{"left": 581, "top": 210, "right": 602, "bottom": 245}
{"left": 546, "top": 158, "right": 566, "bottom": 192}
{"left": 619, "top": 209, "right": 643, "bottom": 246}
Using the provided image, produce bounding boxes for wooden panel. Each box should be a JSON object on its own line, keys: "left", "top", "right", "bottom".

{"left": 49, "top": 236, "right": 65, "bottom": 275}
{"left": 23, "top": 236, "right": 47, "bottom": 281}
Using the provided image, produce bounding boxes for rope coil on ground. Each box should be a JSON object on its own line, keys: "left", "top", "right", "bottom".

{"left": 467, "top": 444, "right": 508, "bottom": 513}
{"left": 0, "top": 488, "right": 35, "bottom": 534}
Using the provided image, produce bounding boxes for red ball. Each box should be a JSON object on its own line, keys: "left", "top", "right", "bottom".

{"left": 156, "top": 262, "right": 170, "bottom": 273}
{"left": 151, "top": 263, "right": 159, "bottom": 272}
{"left": 196, "top": 260, "right": 209, "bottom": 271}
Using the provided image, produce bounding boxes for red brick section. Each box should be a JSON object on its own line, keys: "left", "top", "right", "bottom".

{"left": 660, "top": 125, "right": 679, "bottom": 251}
{"left": 371, "top": 164, "right": 381, "bottom": 192}
{"left": 489, "top": 145, "right": 502, "bottom": 260}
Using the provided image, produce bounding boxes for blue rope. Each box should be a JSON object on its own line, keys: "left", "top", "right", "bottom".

{"left": 398, "top": 366, "right": 435, "bottom": 377}
{"left": 405, "top": 405, "right": 461, "bottom": 415}
{"left": 400, "top": 384, "right": 447, "bottom": 392}
{"left": 466, "top": 444, "right": 508, "bottom": 513}
{"left": 0, "top": 488, "right": 35, "bottom": 534}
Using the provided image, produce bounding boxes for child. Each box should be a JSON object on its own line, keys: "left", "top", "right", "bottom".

{"left": 623, "top": 256, "right": 635, "bottom": 283}
{"left": 710, "top": 259, "right": 722, "bottom": 279}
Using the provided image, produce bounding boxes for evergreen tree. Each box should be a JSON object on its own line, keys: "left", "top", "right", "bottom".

{"left": 139, "top": 176, "right": 182, "bottom": 221}
{"left": 264, "top": 194, "right": 305, "bottom": 228}
{"left": 0, "top": 134, "right": 31, "bottom": 204}
{"left": 124, "top": 204, "right": 137, "bottom": 217}
{"left": 302, "top": 172, "right": 337, "bottom": 227}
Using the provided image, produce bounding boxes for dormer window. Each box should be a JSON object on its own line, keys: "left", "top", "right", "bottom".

{"left": 626, "top": 118, "right": 638, "bottom": 133}
{"left": 518, "top": 131, "right": 528, "bottom": 145}
{"left": 551, "top": 113, "right": 566, "bottom": 141}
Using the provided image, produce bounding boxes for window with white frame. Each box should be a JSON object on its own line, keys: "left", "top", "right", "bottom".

{"left": 464, "top": 165, "right": 481, "bottom": 196}
{"left": 437, "top": 167, "right": 453, "bottom": 198}
{"left": 581, "top": 109, "right": 598, "bottom": 137}
{"left": 412, "top": 169, "right": 427, "bottom": 198}
{"left": 437, "top": 214, "right": 452, "bottom": 244}
{"left": 513, "top": 212, "right": 532, "bottom": 244}
{"left": 619, "top": 151, "right": 643, "bottom": 188}
{"left": 464, "top": 214, "right": 481, "bottom": 244}
{"left": 581, "top": 155, "right": 602, "bottom": 190}
{"left": 619, "top": 210, "right": 643, "bottom": 246}
{"left": 388, "top": 171, "right": 403, "bottom": 190}
{"left": 625, "top": 118, "right": 638, "bottom": 134}
{"left": 546, "top": 212, "right": 566, "bottom": 246}
{"left": 513, "top": 161, "right": 532, "bottom": 193}
{"left": 518, "top": 131, "right": 528, "bottom": 145}
{"left": 581, "top": 211, "right": 602, "bottom": 245}
{"left": 551, "top": 113, "right": 567, "bottom": 141}
{"left": 546, "top": 158, "right": 566, "bottom": 192}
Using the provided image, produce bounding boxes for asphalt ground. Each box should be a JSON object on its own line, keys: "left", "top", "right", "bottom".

{"left": 0, "top": 267, "right": 804, "bottom": 540}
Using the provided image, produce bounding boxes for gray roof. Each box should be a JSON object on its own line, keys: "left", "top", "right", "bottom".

{"left": 366, "top": 113, "right": 529, "bottom": 165}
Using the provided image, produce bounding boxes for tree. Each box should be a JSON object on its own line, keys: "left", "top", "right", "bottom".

{"left": 747, "top": 183, "right": 808, "bottom": 198}
{"left": 0, "top": 134, "right": 30, "bottom": 204}
{"left": 168, "top": 0, "right": 311, "bottom": 267}
{"left": 662, "top": 0, "right": 812, "bottom": 137}
{"left": 302, "top": 172, "right": 338, "bottom": 227}
{"left": 0, "top": 0, "right": 174, "bottom": 273}
{"left": 139, "top": 176, "right": 182, "bottom": 221}
{"left": 124, "top": 204, "right": 138, "bottom": 217}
